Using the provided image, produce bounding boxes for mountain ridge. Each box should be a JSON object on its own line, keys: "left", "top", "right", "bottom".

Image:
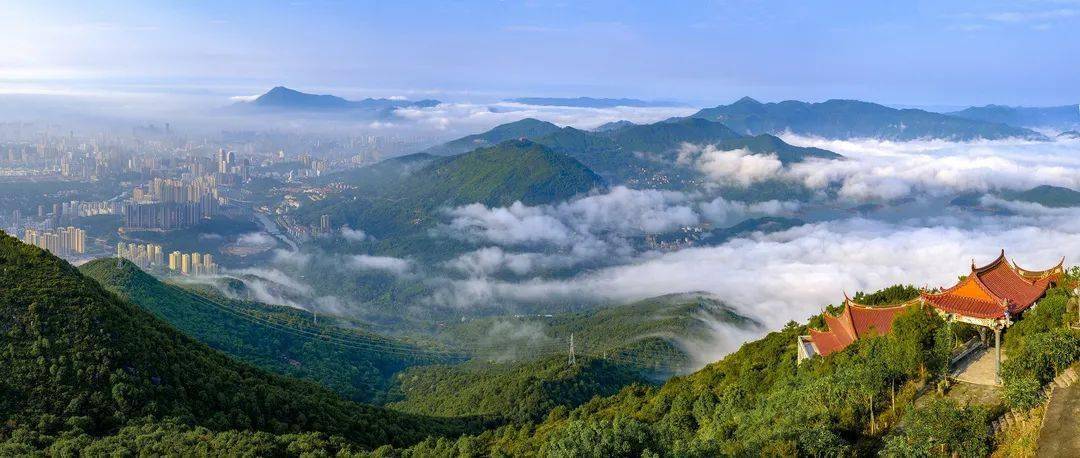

{"left": 233, "top": 86, "right": 439, "bottom": 113}
{"left": 689, "top": 97, "right": 1046, "bottom": 141}
{"left": 947, "top": 104, "right": 1080, "bottom": 130}
{"left": 0, "top": 231, "right": 483, "bottom": 451}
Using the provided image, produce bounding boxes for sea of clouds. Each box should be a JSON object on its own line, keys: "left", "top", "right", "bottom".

{"left": 208, "top": 135, "right": 1080, "bottom": 366}
{"left": 423, "top": 136, "right": 1080, "bottom": 331}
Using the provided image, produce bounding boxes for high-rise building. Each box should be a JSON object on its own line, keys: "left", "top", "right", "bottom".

{"left": 117, "top": 242, "right": 163, "bottom": 267}
{"left": 23, "top": 226, "right": 85, "bottom": 256}
{"left": 181, "top": 253, "right": 191, "bottom": 275}
{"left": 320, "top": 214, "right": 331, "bottom": 233}
{"left": 169, "top": 251, "right": 181, "bottom": 270}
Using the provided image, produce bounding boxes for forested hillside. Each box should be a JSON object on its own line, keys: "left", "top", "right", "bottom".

{"left": 0, "top": 232, "right": 483, "bottom": 454}
{"left": 421, "top": 118, "right": 563, "bottom": 156}
{"left": 376, "top": 280, "right": 1080, "bottom": 456}
{"left": 299, "top": 139, "right": 603, "bottom": 237}
{"left": 388, "top": 356, "right": 648, "bottom": 423}
{"left": 420, "top": 116, "right": 840, "bottom": 192}
{"left": 79, "top": 258, "right": 446, "bottom": 403}
{"left": 448, "top": 293, "right": 762, "bottom": 378}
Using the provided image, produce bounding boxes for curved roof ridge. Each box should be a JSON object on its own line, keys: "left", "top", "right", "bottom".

{"left": 843, "top": 297, "right": 919, "bottom": 311}
{"left": 972, "top": 249, "right": 1008, "bottom": 274}
{"left": 1011, "top": 256, "right": 1065, "bottom": 281}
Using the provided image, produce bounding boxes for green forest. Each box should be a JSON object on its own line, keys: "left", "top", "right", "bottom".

{"left": 0, "top": 232, "right": 485, "bottom": 454}
{"left": 1, "top": 231, "right": 1077, "bottom": 455}
{"left": 79, "top": 258, "right": 449, "bottom": 403}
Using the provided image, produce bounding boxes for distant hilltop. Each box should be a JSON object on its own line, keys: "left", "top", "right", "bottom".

{"left": 231, "top": 86, "right": 439, "bottom": 114}
{"left": 947, "top": 104, "right": 1080, "bottom": 131}
{"left": 687, "top": 96, "right": 1046, "bottom": 141}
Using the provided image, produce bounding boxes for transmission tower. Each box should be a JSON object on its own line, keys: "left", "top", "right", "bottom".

{"left": 567, "top": 333, "right": 576, "bottom": 366}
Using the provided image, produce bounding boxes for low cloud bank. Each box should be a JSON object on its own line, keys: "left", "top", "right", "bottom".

{"left": 438, "top": 186, "right": 796, "bottom": 276}
{"left": 781, "top": 135, "right": 1080, "bottom": 200}
{"left": 394, "top": 101, "right": 695, "bottom": 133}
{"left": 426, "top": 206, "right": 1080, "bottom": 329}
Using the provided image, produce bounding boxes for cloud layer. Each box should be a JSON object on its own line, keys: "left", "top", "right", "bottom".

{"left": 394, "top": 101, "right": 695, "bottom": 133}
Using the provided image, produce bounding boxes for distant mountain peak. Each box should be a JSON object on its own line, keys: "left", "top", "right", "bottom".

{"left": 733, "top": 96, "right": 761, "bottom": 105}
{"left": 237, "top": 86, "right": 439, "bottom": 114}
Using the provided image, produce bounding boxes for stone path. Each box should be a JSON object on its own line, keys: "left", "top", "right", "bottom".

{"left": 952, "top": 346, "right": 1004, "bottom": 386}
{"left": 1035, "top": 367, "right": 1079, "bottom": 457}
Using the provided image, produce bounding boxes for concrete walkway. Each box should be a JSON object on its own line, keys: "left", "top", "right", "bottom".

{"left": 952, "top": 346, "right": 1004, "bottom": 386}
{"left": 1036, "top": 367, "right": 1079, "bottom": 457}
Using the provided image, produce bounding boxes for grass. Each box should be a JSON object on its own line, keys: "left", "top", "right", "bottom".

{"left": 992, "top": 405, "right": 1044, "bottom": 458}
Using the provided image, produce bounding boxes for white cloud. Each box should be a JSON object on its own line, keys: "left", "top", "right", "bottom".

{"left": 340, "top": 226, "right": 368, "bottom": 242}
{"left": 236, "top": 231, "right": 276, "bottom": 248}
{"left": 393, "top": 101, "right": 695, "bottom": 133}
{"left": 678, "top": 144, "right": 784, "bottom": 187}
{"left": 443, "top": 186, "right": 699, "bottom": 248}
{"left": 271, "top": 248, "right": 312, "bottom": 268}
{"left": 348, "top": 254, "right": 412, "bottom": 275}
{"left": 443, "top": 246, "right": 579, "bottom": 277}
{"left": 229, "top": 94, "right": 259, "bottom": 102}
{"left": 698, "top": 196, "right": 800, "bottom": 225}
{"left": 425, "top": 210, "right": 1080, "bottom": 330}
{"left": 779, "top": 135, "right": 1080, "bottom": 201}
{"left": 985, "top": 8, "right": 1078, "bottom": 23}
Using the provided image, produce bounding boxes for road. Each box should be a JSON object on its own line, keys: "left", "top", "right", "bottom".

{"left": 1036, "top": 370, "right": 1079, "bottom": 457}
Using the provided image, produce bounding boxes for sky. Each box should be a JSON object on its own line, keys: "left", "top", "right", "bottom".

{"left": 1, "top": 0, "right": 1078, "bottom": 108}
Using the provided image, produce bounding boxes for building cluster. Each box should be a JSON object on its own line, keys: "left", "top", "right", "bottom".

{"left": 217, "top": 148, "right": 249, "bottom": 179}
{"left": 167, "top": 250, "right": 218, "bottom": 276}
{"left": 124, "top": 176, "right": 220, "bottom": 230}
{"left": 116, "top": 242, "right": 219, "bottom": 276}
{"left": 117, "top": 242, "right": 165, "bottom": 267}
{"left": 22, "top": 226, "right": 86, "bottom": 256}
{"left": 59, "top": 200, "right": 121, "bottom": 217}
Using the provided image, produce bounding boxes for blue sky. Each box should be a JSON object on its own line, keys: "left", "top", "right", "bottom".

{"left": 1, "top": 0, "right": 1078, "bottom": 107}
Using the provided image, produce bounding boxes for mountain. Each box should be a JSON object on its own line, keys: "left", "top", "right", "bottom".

{"left": 79, "top": 258, "right": 446, "bottom": 403}
{"left": 0, "top": 232, "right": 482, "bottom": 452}
{"left": 233, "top": 86, "right": 439, "bottom": 115}
{"left": 386, "top": 281, "right": 1079, "bottom": 456}
{"left": 948, "top": 104, "right": 1080, "bottom": 130}
{"left": 999, "top": 185, "right": 1080, "bottom": 208}
{"left": 302, "top": 140, "right": 604, "bottom": 238}
{"left": 387, "top": 356, "right": 648, "bottom": 423}
{"left": 423, "top": 116, "right": 841, "bottom": 192}
{"left": 689, "top": 97, "right": 1045, "bottom": 141}
{"left": 951, "top": 185, "right": 1080, "bottom": 210}
{"left": 507, "top": 97, "right": 684, "bottom": 108}
{"left": 593, "top": 120, "right": 637, "bottom": 131}
{"left": 420, "top": 118, "right": 563, "bottom": 156}
{"left": 318, "top": 152, "right": 438, "bottom": 192}
{"left": 448, "top": 293, "right": 762, "bottom": 378}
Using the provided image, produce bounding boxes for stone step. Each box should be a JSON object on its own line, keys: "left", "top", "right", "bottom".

{"left": 1063, "top": 370, "right": 1077, "bottom": 384}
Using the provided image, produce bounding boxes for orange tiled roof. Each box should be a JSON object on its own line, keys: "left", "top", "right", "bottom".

{"left": 808, "top": 299, "right": 912, "bottom": 356}
{"left": 921, "top": 250, "right": 1059, "bottom": 319}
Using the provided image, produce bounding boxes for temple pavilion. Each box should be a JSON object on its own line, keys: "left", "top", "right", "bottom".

{"left": 798, "top": 251, "right": 1064, "bottom": 381}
